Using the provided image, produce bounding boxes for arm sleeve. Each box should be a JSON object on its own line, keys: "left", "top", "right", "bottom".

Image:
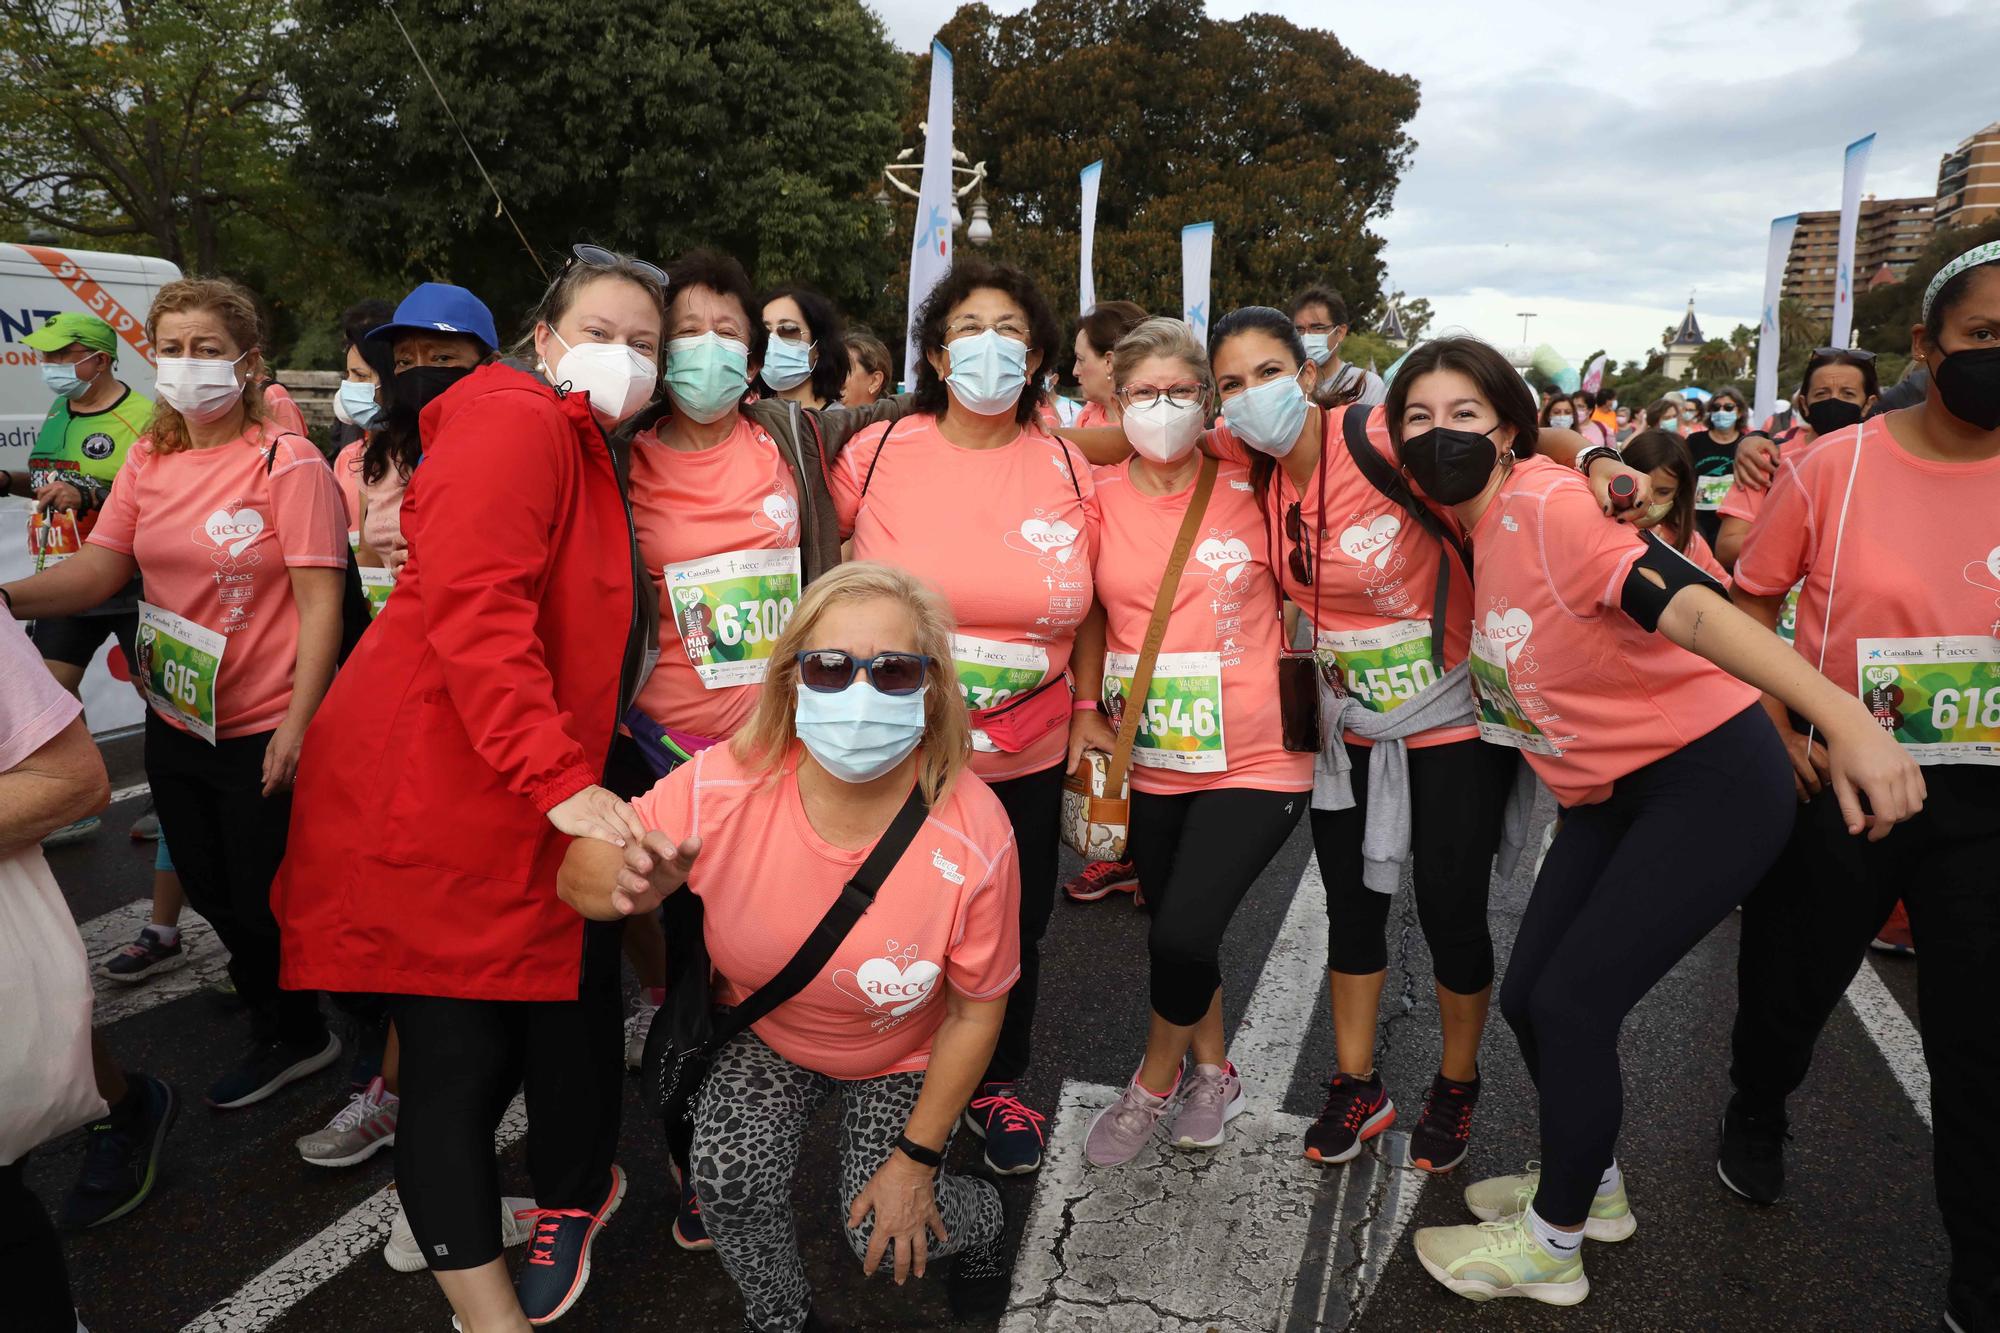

{"left": 946, "top": 832, "right": 1022, "bottom": 1001}
{"left": 404, "top": 393, "right": 598, "bottom": 813}
{"left": 629, "top": 753, "right": 699, "bottom": 839}
{"left": 0, "top": 618, "right": 84, "bottom": 772}
{"left": 1204, "top": 422, "right": 1253, "bottom": 465}
{"left": 1538, "top": 478, "right": 1649, "bottom": 619}
{"left": 269, "top": 441, "right": 350, "bottom": 569}
{"left": 1715, "top": 480, "right": 1764, "bottom": 524}
{"left": 1732, "top": 458, "right": 1815, "bottom": 598}
{"left": 84, "top": 443, "right": 144, "bottom": 555}
{"left": 1684, "top": 530, "right": 1731, "bottom": 588}
{"left": 262, "top": 385, "right": 308, "bottom": 437}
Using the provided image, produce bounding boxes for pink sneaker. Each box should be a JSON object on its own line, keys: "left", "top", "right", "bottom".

{"left": 1085, "top": 1071, "right": 1175, "bottom": 1167}
{"left": 1171, "top": 1063, "right": 1246, "bottom": 1149}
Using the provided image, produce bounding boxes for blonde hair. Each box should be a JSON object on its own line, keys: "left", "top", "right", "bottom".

{"left": 143, "top": 277, "right": 268, "bottom": 455}
{"left": 1111, "top": 316, "right": 1211, "bottom": 394}
{"left": 731, "top": 562, "right": 971, "bottom": 803}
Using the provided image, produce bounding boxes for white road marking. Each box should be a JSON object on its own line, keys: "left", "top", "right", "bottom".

{"left": 109, "top": 780, "right": 152, "bottom": 806}
{"left": 77, "top": 898, "right": 230, "bottom": 1027}
{"left": 178, "top": 1097, "right": 529, "bottom": 1333}
{"left": 1844, "top": 958, "right": 1929, "bottom": 1130}
{"left": 1004, "top": 862, "right": 1430, "bottom": 1331}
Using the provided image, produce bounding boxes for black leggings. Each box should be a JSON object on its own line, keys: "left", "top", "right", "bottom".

{"left": 1130, "top": 786, "right": 1307, "bottom": 1025}
{"left": 1731, "top": 762, "right": 2000, "bottom": 1303}
{"left": 983, "top": 762, "right": 1064, "bottom": 1084}
{"left": 1501, "top": 705, "right": 1793, "bottom": 1226}
{"left": 389, "top": 920, "right": 625, "bottom": 1270}
{"left": 1314, "top": 736, "right": 1516, "bottom": 994}
{"left": 146, "top": 712, "right": 323, "bottom": 1044}
{"left": 0, "top": 1159, "right": 73, "bottom": 1332}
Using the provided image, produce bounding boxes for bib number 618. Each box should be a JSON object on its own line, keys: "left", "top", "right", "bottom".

{"left": 1932, "top": 686, "right": 2000, "bottom": 732}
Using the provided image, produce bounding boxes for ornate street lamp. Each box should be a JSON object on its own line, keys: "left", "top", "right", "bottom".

{"left": 879, "top": 126, "right": 993, "bottom": 247}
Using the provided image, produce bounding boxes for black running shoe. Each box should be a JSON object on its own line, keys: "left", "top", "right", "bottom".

{"left": 1716, "top": 1096, "right": 1789, "bottom": 1205}
{"left": 1408, "top": 1071, "right": 1479, "bottom": 1175}
{"left": 206, "top": 1031, "right": 341, "bottom": 1110}
{"left": 949, "top": 1234, "right": 1010, "bottom": 1321}
{"left": 1303, "top": 1071, "right": 1395, "bottom": 1165}
{"left": 59, "top": 1075, "right": 178, "bottom": 1229}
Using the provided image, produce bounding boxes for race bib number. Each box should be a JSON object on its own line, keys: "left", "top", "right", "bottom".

{"left": 1856, "top": 636, "right": 2000, "bottom": 766}
{"left": 953, "top": 635, "right": 1050, "bottom": 752}
{"left": 664, "top": 547, "right": 801, "bottom": 690}
{"left": 1695, "top": 473, "right": 1734, "bottom": 512}
{"left": 1102, "top": 650, "right": 1226, "bottom": 772}
{"left": 28, "top": 510, "right": 82, "bottom": 569}
{"left": 1469, "top": 630, "right": 1560, "bottom": 756}
{"left": 359, "top": 566, "right": 395, "bottom": 618}
{"left": 136, "top": 602, "right": 225, "bottom": 744}
{"left": 1315, "top": 620, "right": 1439, "bottom": 714}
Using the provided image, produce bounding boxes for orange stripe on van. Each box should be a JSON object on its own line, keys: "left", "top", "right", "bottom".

{"left": 19, "top": 245, "right": 155, "bottom": 364}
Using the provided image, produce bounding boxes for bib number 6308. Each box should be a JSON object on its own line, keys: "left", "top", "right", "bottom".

{"left": 713, "top": 596, "right": 793, "bottom": 647}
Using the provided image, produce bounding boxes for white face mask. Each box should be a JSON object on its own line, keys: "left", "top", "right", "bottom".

{"left": 155, "top": 352, "right": 249, "bottom": 424}
{"left": 1122, "top": 396, "right": 1205, "bottom": 463}
{"left": 545, "top": 328, "right": 657, "bottom": 423}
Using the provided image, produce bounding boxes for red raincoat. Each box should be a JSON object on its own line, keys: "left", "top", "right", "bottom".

{"left": 275, "top": 365, "right": 638, "bottom": 1001}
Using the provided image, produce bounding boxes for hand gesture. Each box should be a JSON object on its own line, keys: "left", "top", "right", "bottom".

{"left": 847, "top": 1151, "right": 949, "bottom": 1285}
{"left": 35, "top": 480, "right": 84, "bottom": 514}
{"left": 546, "top": 784, "right": 647, "bottom": 847}
{"left": 1584, "top": 455, "right": 1652, "bottom": 520}
{"left": 1826, "top": 721, "right": 1926, "bottom": 842}
{"left": 610, "top": 831, "right": 701, "bottom": 917}
{"left": 1067, "top": 706, "right": 1117, "bottom": 775}
{"left": 1733, "top": 435, "right": 1779, "bottom": 491}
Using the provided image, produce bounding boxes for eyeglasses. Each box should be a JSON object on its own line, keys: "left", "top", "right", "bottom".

{"left": 795, "top": 650, "right": 933, "bottom": 696}
{"left": 1284, "top": 503, "right": 1316, "bottom": 586}
{"left": 1117, "top": 383, "right": 1206, "bottom": 411}
{"left": 567, "top": 243, "right": 667, "bottom": 289}
{"left": 945, "top": 316, "right": 1030, "bottom": 342}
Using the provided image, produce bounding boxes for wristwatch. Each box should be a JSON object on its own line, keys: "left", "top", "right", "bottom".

{"left": 894, "top": 1133, "right": 943, "bottom": 1171}
{"left": 1574, "top": 444, "right": 1623, "bottom": 477}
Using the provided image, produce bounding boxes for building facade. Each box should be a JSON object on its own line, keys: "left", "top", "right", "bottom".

{"left": 1937, "top": 122, "right": 2000, "bottom": 230}
{"left": 1780, "top": 196, "right": 1935, "bottom": 322}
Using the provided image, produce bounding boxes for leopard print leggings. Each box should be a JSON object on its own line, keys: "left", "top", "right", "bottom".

{"left": 691, "top": 1029, "right": 1005, "bottom": 1332}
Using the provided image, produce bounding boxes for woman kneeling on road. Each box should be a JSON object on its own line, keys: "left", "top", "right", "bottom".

{"left": 561, "top": 562, "right": 1021, "bottom": 1332}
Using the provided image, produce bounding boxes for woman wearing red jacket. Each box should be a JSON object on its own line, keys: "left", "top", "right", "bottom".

{"left": 274, "top": 249, "right": 663, "bottom": 1332}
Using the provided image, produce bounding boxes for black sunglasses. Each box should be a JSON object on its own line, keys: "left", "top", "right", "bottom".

{"left": 795, "top": 650, "right": 932, "bottom": 696}
{"left": 1284, "top": 502, "right": 1315, "bottom": 586}
{"left": 568, "top": 243, "right": 667, "bottom": 289}
{"left": 1811, "top": 346, "right": 1877, "bottom": 362}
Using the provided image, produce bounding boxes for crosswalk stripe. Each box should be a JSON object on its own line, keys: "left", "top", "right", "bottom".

{"left": 1844, "top": 959, "right": 1929, "bottom": 1130}
{"left": 76, "top": 898, "right": 230, "bottom": 1028}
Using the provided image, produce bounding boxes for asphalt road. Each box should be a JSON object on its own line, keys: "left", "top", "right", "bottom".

{"left": 27, "top": 734, "right": 1942, "bottom": 1333}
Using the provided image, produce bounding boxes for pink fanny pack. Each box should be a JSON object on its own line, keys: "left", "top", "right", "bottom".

{"left": 969, "top": 676, "right": 1072, "bottom": 753}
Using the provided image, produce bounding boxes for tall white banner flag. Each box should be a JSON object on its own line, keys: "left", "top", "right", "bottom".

{"left": 1078, "top": 160, "right": 1103, "bottom": 316}
{"left": 904, "top": 41, "right": 955, "bottom": 387}
{"left": 1831, "top": 133, "right": 1874, "bottom": 351}
{"left": 1755, "top": 213, "right": 1802, "bottom": 429}
{"left": 1182, "top": 222, "right": 1213, "bottom": 345}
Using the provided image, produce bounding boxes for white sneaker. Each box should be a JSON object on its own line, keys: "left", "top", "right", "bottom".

{"left": 384, "top": 1190, "right": 537, "bottom": 1272}
{"left": 625, "top": 994, "right": 660, "bottom": 1071}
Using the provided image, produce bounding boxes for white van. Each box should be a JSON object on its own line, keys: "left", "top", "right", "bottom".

{"left": 2, "top": 243, "right": 180, "bottom": 735}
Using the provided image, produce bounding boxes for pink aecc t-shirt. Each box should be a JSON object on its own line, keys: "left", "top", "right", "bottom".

{"left": 632, "top": 744, "right": 1022, "bottom": 1080}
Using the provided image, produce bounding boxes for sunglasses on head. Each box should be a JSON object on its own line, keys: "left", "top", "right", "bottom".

{"left": 795, "top": 650, "right": 932, "bottom": 696}
{"left": 1283, "top": 502, "right": 1316, "bottom": 586}
{"left": 567, "top": 243, "right": 667, "bottom": 289}
{"left": 1811, "top": 346, "right": 1877, "bottom": 362}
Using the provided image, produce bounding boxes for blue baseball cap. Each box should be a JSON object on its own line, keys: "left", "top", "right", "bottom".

{"left": 366, "top": 282, "right": 499, "bottom": 352}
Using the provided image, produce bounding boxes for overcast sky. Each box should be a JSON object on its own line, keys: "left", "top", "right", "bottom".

{"left": 868, "top": 0, "right": 2000, "bottom": 366}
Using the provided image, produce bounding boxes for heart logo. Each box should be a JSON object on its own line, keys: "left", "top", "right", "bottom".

{"left": 204, "top": 508, "right": 265, "bottom": 558}
{"left": 1338, "top": 515, "right": 1400, "bottom": 569}
{"left": 837, "top": 955, "right": 942, "bottom": 1018}
{"left": 1194, "top": 536, "right": 1252, "bottom": 574}
{"left": 1006, "top": 518, "right": 1079, "bottom": 564}
{"left": 1987, "top": 545, "right": 2000, "bottom": 583}
{"left": 761, "top": 492, "right": 798, "bottom": 532}
{"left": 1483, "top": 607, "right": 1534, "bottom": 662}
{"left": 1864, "top": 666, "right": 1901, "bottom": 688}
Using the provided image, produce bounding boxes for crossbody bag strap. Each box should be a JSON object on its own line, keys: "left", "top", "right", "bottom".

{"left": 859, "top": 420, "right": 896, "bottom": 498}
{"left": 1338, "top": 402, "right": 1470, "bottom": 672}
{"left": 704, "top": 784, "right": 929, "bottom": 1052}
{"left": 1104, "top": 455, "right": 1218, "bottom": 797}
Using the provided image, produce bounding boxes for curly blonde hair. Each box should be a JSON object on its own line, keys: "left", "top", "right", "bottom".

{"left": 731, "top": 562, "right": 970, "bottom": 803}
{"left": 143, "top": 277, "right": 268, "bottom": 455}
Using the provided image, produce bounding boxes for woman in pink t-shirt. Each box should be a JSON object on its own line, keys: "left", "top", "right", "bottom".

{"left": 1060, "top": 317, "right": 1312, "bottom": 1167}
{"left": 2, "top": 277, "right": 348, "bottom": 1109}
{"left": 829, "top": 259, "right": 1093, "bottom": 1175}
{"left": 1714, "top": 349, "right": 1881, "bottom": 569}
{"left": 1379, "top": 337, "right": 1921, "bottom": 1308}
{"left": 559, "top": 562, "right": 1020, "bottom": 1328}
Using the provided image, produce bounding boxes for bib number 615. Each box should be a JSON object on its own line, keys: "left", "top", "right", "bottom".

{"left": 159, "top": 660, "right": 200, "bottom": 707}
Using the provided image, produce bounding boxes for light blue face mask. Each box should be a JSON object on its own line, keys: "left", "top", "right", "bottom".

{"left": 761, "top": 336, "right": 815, "bottom": 393}
{"left": 794, "top": 681, "right": 928, "bottom": 783}
{"left": 41, "top": 360, "right": 92, "bottom": 401}
{"left": 1547, "top": 412, "right": 1574, "bottom": 431}
{"left": 336, "top": 378, "right": 385, "bottom": 432}
{"left": 1223, "top": 370, "right": 1311, "bottom": 456}
{"left": 665, "top": 333, "right": 752, "bottom": 424}
{"left": 945, "top": 329, "right": 1029, "bottom": 415}
{"left": 1299, "top": 332, "right": 1334, "bottom": 367}
{"left": 1708, "top": 409, "right": 1738, "bottom": 431}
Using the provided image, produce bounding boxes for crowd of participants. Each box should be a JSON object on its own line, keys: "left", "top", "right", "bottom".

{"left": 0, "top": 233, "right": 1995, "bottom": 1333}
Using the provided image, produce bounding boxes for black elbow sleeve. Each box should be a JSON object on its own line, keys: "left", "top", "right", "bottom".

{"left": 1618, "top": 531, "right": 1728, "bottom": 631}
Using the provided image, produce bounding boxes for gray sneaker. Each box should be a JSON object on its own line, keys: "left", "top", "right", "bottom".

{"left": 1084, "top": 1073, "right": 1173, "bottom": 1167}
{"left": 1171, "top": 1063, "right": 1246, "bottom": 1150}
{"left": 296, "top": 1077, "right": 399, "bottom": 1168}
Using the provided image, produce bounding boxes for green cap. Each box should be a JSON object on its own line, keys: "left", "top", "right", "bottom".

{"left": 23, "top": 311, "right": 117, "bottom": 357}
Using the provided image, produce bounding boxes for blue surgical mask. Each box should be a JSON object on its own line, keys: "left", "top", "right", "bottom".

{"left": 1547, "top": 412, "right": 1575, "bottom": 431}
{"left": 761, "top": 336, "right": 815, "bottom": 393}
{"left": 945, "top": 329, "right": 1029, "bottom": 415}
{"left": 334, "top": 378, "right": 385, "bottom": 432}
{"left": 1657, "top": 417, "right": 1679, "bottom": 433}
{"left": 794, "top": 681, "right": 928, "bottom": 783}
{"left": 1299, "top": 333, "right": 1334, "bottom": 367}
{"left": 40, "top": 360, "right": 91, "bottom": 400}
{"left": 1223, "top": 370, "right": 1310, "bottom": 456}
{"left": 665, "top": 332, "right": 751, "bottom": 424}
{"left": 1708, "top": 409, "right": 1738, "bottom": 431}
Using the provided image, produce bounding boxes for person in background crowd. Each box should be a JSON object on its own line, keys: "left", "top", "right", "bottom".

{"left": 1644, "top": 396, "right": 1683, "bottom": 437}
{"left": 843, "top": 327, "right": 893, "bottom": 406}
{"left": 329, "top": 299, "right": 396, "bottom": 535}
{"left": 1, "top": 312, "right": 153, "bottom": 849}
{"left": 1717, "top": 243, "right": 2000, "bottom": 1333}
{"left": 273, "top": 247, "right": 661, "bottom": 1330}
{"left": 759, "top": 284, "right": 850, "bottom": 412}
{"left": 1615, "top": 429, "right": 1730, "bottom": 583}
{"left": 3, "top": 277, "right": 348, "bottom": 1115}
{"left": 1070, "top": 301, "right": 1149, "bottom": 430}
{"left": 1290, "top": 285, "right": 1386, "bottom": 406}
{"left": 1713, "top": 350, "right": 1880, "bottom": 569}
{"left": 561, "top": 562, "right": 1022, "bottom": 1330}
{"left": 1682, "top": 383, "right": 1759, "bottom": 545}
{"left": 1588, "top": 390, "right": 1618, "bottom": 441}
{"left": 1684, "top": 396, "right": 1708, "bottom": 433}
{"left": 1384, "top": 336, "right": 1920, "bottom": 1308}
{"left": 1541, "top": 393, "right": 1579, "bottom": 433}
{"left": 831, "top": 258, "right": 1091, "bottom": 1178}
{"left": 1065, "top": 317, "right": 1312, "bottom": 1166}
{"left": 1614, "top": 404, "right": 1637, "bottom": 444}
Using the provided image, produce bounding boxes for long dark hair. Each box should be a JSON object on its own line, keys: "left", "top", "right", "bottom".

{"left": 1208, "top": 305, "right": 1312, "bottom": 505}
{"left": 1618, "top": 428, "right": 1697, "bottom": 552}
{"left": 760, "top": 283, "right": 849, "bottom": 406}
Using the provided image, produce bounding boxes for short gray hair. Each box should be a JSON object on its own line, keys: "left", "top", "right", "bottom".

{"left": 1111, "top": 316, "right": 1209, "bottom": 392}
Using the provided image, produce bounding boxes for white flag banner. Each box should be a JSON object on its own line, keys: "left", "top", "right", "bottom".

{"left": 1581, "top": 353, "right": 1608, "bottom": 395}
{"left": 1755, "top": 213, "right": 1802, "bottom": 429}
{"left": 904, "top": 41, "right": 955, "bottom": 387}
{"left": 1078, "top": 160, "right": 1103, "bottom": 316}
{"left": 1831, "top": 133, "right": 1874, "bottom": 351}
{"left": 1182, "top": 222, "right": 1213, "bottom": 345}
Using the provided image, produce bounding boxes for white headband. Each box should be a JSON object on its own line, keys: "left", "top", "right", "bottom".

{"left": 1922, "top": 240, "right": 2000, "bottom": 322}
